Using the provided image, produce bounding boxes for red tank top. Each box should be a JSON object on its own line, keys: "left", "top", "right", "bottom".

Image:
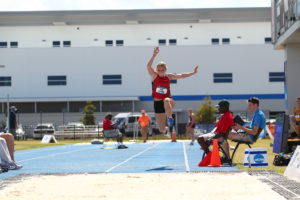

{"left": 152, "top": 75, "right": 171, "bottom": 100}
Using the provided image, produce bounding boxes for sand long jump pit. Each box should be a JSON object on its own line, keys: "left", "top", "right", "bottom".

{"left": 0, "top": 172, "right": 293, "bottom": 200}
{"left": 2, "top": 142, "right": 300, "bottom": 199}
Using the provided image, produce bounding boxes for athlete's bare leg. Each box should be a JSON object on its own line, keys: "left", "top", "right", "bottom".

{"left": 156, "top": 113, "right": 167, "bottom": 133}
{"left": 163, "top": 98, "right": 175, "bottom": 118}
{"left": 189, "top": 128, "right": 195, "bottom": 143}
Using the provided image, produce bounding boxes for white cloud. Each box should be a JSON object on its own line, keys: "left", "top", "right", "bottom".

{"left": 0, "top": 0, "right": 271, "bottom": 11}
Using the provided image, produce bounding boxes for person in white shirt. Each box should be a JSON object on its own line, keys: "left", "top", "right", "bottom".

{"left": 0, "top": 135, "right": 22, "bottom": 170}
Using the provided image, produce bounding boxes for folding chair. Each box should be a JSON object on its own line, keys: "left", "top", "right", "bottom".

{"left": 230, "top": 128, "right": 263, "bottom": 162}
{"left": 201, "top": 127, "right": 233, "bottom": 166}
{"left": 102, "top": 129, "right": 121, "bottom": 149}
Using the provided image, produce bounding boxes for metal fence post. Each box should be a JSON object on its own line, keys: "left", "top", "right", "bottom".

{"left": 97, "top": 124, "right": 100, "bottom": 139}
{"left": 73, "top": 125, "right": 76, "bottom": 140}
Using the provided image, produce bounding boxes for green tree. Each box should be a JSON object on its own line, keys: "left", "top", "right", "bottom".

{"left": 80, "top": 101, "right": 96, "bottom": 125}
{"left": 195, "top": 96, "right": 216, "bottom": 124}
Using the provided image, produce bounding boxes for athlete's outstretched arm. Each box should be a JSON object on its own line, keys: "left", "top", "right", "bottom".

{"left": 147, "top": 47, "right": 159, "bottom": 78}
{"left": 168, "top": 65, "right": 199, "bottom": 80}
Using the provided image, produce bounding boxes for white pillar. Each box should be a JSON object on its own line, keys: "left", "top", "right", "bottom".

{"left": 285, "top": 44, "right": 300, "bottom": 114}
{"left": 99, "top": 101, "right": 102, "bottom": 112}
{"left": 132, "top": 101, "right": 135, "bottom": 113}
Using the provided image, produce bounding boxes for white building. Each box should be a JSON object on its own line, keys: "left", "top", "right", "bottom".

{"left": 0, "top": 7, "right": 285, "bottom": 129}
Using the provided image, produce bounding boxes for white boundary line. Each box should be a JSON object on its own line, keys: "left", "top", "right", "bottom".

{"left": 18, "top": 147, "right": 96, "bottom": 163}
{"left": 16, "top": 145, "right": 73, "bottom": 155}
{"left": 105, "top": 143, "right": 160, "bottom": 173}
{"left": 263, "top": 176, "right": 300, "bottom": 198}
{"left": 182, "top": 142, "right": 190, "bottom": 172}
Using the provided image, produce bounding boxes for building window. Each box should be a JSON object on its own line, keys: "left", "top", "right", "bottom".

{"left": 264, "top": 37, "right": 272, "bottom": 44}
{"left": 52, "top": 41, "right": 60, "bottom": 47}
{"left": 158, "top": 39, "right": 166, "bottom": 46}
{"left": 170, "top": 80, "right": 177, "bottom": 84}
{"left": 222, "top": 38, "right": 230, "bottom": 45}
{"left": 116, "top": 40, "right": 124, "bottom": 46}
{"left": 213, "top": 73, "right": 232, "bottom": 83}
{"left": 48, "top": 76, "right": 67, "bottom": 86}
{"left": 169, "top": 39, "right": 177, "bottom": 45}
{"left": 10, "top": 41, "right": 18, "bottom": 48}
{"left": 211, "top": 38, "right": 219, "bottom": 45}
{"left": 63, "top": 41, "right": 71, "bottom": 47}
{"left": 105, "top": 40, "right": 113, "bottom": 47}
{"left": 103, "top": 74, "right": 122, "bottom": 85}
{"left": 0, "top": 76, "right": 12, "bottom": 86}
{"left": 0, "top": 42, "right": 8, "bottom": 48}
{"left": 269, "top": 72, "right": 285, "bottom": 82}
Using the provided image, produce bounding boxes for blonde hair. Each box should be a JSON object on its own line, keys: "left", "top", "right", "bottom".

{"left": 156, "top": 61, "right": 167, "bottom": 70}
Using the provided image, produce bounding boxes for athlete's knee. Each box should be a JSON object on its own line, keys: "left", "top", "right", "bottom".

{"left": 163, "top": 98, "right": 172, "bottom": 103}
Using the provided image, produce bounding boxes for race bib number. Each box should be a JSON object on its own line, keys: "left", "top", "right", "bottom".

{"left": 156, "top": 86, "right": 167, "bottom": 94}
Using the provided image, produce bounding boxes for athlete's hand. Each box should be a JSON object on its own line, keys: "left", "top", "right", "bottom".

{"left": 193, "top": 65, "right": 199, "bottom": 74}
{"left": 153, "top": 46, "right": 159, "bottom": 56}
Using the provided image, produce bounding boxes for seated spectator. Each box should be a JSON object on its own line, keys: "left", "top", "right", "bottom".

{"left": 0, "top": 132, "right": 15, "bottom": 161}
{"left": 228, "top": 97, "right": 266, "bottom": 143}
{"left": 0, "top": 137, "right": 22, "bottom": 170}
{"left": 197, "top": 100, "right": 234, "bottom": 160}
{"left": 290, "top": 97, "right": 300, "bottom": 137}
{"left": 103, "top": 113, "right": 128, "bottom": 149}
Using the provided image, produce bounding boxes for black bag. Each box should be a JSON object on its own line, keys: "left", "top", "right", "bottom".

{"left": 273, "top": 154, "right": 290, "bottom": 166}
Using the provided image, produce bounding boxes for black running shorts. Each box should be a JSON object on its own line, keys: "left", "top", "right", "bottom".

{"left": 154, "top": 100, "right": 165, "bottom": 114}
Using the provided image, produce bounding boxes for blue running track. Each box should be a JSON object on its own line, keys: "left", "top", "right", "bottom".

{"left": 0, "top": 141, "right": 239, "bottom": 180}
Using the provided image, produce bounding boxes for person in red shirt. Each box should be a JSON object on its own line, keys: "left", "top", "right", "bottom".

{"left": 197, "top": 100, "right": 234, "bottom": 159}
{"left": 147, "top": 46, "right": 198, "bottom": 133}
{"left": 103, "top": 113, "right": 128, "bottom": 149}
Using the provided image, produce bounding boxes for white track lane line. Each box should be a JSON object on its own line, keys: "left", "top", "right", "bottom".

{"left": 16, "top": 145, "right": 76, "bottom": 155}
{"left": 182, "top": 142, "right": 190, "bottom": 172}
{"left": 18, "top": 146, "right": 96, "bottom": 163}
{"left": 105, "top": 143, "right": 160, "bottom": 173}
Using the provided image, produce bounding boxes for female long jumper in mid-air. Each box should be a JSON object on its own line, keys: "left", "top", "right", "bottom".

{"left": 147, "top": 46, "right": 199, "bottom": 133}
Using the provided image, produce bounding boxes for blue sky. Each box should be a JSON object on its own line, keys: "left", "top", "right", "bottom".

{"left": 0, "top": 0, "right": 271, "bottom": 11}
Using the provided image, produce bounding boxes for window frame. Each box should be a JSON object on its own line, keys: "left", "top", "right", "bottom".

{"left": 211, "top": 38, "right": 220, "bottom": 45}
{"left": 10, "top": 41, "right": 18, "bottom": 48}
{"left": 0, "top": 42, "right": 8, "bottom": 48}
{"left": 158, "top": 39, "right": 166, "bottom": 46}
{"left": 52, "top": 41, "right": 61, "bottom": 47}
{"left": 222, "top": 38, "right": 230, "bottom": 45}
{"left": 105, "top": 40, "right": 113, "bottom": 47}
{"left": 169, "top": 39, "right": 177, "bottom": 45}
{"left": 213, "top": 73, "right": 233, "bottom": 83}
{"left": 0, "top": 76, "right": 12, "bottom": 86}
{"left": 116, "top": 40, "right": 124, "bottom": 46}
{"left": 103, "top": 74, "right": 122, "bottom": 85}
{"left": 47, "top": 75, "right": 67, "bottom": 86}
{"left": 269, "top": 72, "right": 285, "bottom": 82}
